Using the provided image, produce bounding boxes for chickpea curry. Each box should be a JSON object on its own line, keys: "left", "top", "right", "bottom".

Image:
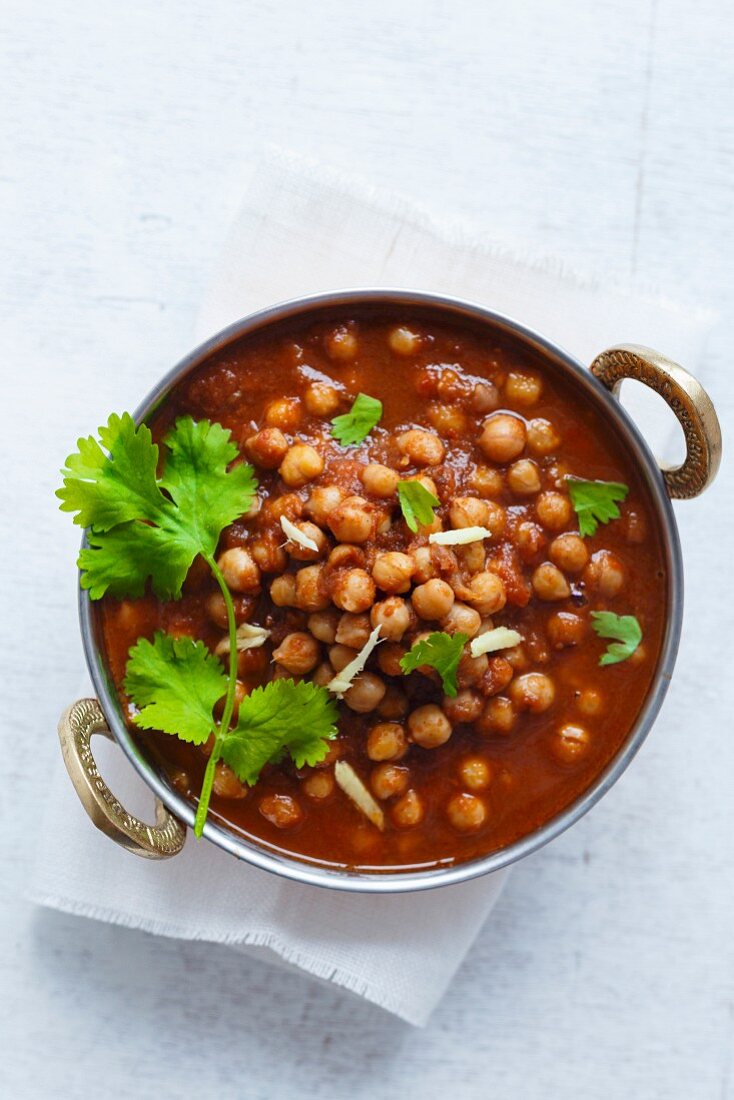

{"left": 67, "top": 310, "right": 667, "bottom": 872}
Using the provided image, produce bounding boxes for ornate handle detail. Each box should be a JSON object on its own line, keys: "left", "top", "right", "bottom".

{"left": 590, "top": 345, "right": 721, "bottom": 499}
{"left": 58, "top": 698, "right": 186, "bottom": 859}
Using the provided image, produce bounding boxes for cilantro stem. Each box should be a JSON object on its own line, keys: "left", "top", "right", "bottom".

{"left": 194, "top": 554, "right": 239, "bottom": 837}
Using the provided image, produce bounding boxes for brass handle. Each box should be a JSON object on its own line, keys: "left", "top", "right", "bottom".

{"left": 58, "top": 698, "right": 186, "bottom": 859}
{"left": 590, "top": 344, "right": 722, "bottom": 499}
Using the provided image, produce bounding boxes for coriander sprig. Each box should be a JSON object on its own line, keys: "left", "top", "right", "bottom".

{"left": 59, "top": 412, "right": 339, "bottom": 836}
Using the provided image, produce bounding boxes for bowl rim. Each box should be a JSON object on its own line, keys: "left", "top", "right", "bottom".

{"left": 79, "top": 287, "right": 684, "bottom": 893}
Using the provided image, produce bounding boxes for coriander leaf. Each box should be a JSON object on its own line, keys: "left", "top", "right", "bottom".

{"left": 397, "top": 480, "right": 440, "bottom": 533}
{"left": 57, "top": 413, "right": 163, "bottom": 532}
{"left": 399, "top": 631, "right": 469, "bottom": 697}
{"left": 568, "top": 478, "right": 629, "bottom": 537}
{"left": 590, "top": 611, "right": 642, "bottom": 666}
{"left": 160, "top": 417, "right": 258, "bottom": 552}
{"left": 330, "top": 393, "right": 383, "bottom": 446}
{"left": 221, "top": 679, "right": 339, "bottom": 786}
{"left": 124, "top": 631, "right": 228, "bottom": 743}
{"left": 79, "top": 522, "right": 193, "bottom": 600}
{"left": 59, "top": 413, "right": 258, "bottom": 599}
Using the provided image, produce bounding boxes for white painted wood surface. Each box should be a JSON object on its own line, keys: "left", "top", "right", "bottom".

{"left": 2, "top": 0, "right": 732, "bottom": 1096}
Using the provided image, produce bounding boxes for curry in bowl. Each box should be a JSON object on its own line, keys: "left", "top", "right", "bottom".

{"left": 61, "top": 308, "right": 668, "bottom": 872}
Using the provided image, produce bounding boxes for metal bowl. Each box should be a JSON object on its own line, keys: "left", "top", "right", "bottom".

{"left": 58, "top": 289, "right": 722, "bottom": 892}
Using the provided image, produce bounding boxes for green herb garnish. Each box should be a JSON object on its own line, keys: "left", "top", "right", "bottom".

{"left": 59, "top": 412, "right": 339, "bottom": 836}
{"left": 590, "top": 611, "right": 642, "bottom": 666}
{"left": 568, "top": 477, "right": 629, "bottom": 538}
{"left": 330, "top": 392, "right": 382, "bottom": 446}
{"left": 399, "top": 631, "right": 469, "bottom": 697}
{"left": 397, "top": 480, "right": 440, "bottom": 533}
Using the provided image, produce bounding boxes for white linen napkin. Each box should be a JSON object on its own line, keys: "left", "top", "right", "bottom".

{"left": 31, "top": 150, "right": 712, "bottom": 1027}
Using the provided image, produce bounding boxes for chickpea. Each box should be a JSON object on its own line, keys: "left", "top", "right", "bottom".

{"left": 312, "top": 661, "right": 335, "bottom": 687}
{"left": 212, "top": 762, "right": 248, "bottom": 800}
{"left": 371, "top": 597, "right": 411, "bottom": 641}
{"left": 269, "top": 574, "right": 297, "bottom": 607}
{"left": 265, "top": 397, "right": 302, "bottom": 432}
{"left": 443, "top": 689, "right": 483, "bottom": 724}
{"left": 478, "top": 655, "right": 514, "bottom": 698}
{"left": 377, "top": 685, "right": 410, "bottom": 720}
{"left": 408, "top": 704, "right": 453, "bottom": 748}
{"left": 514, "top": 520, "right": 546, "bottom": 563}
{"left": 279, "top": 443, "right": 324, "bottom": 488}
{"left": 371, "top": 763, "right": 410, "bottom": 800}
{"left": 532, "top": 562, "right": 571, "bottom": 601}
{"left": 469, "top": 465, "right": 504, "bottom": 498}
{"left": 456, "top": 541, "right": 486, "bottom": 575}
{"left": 262, "top": 492, "right": 304, "bottom": 524}
{"left": 427, "top": 403, "right": 468, "bottom": 436}
{"left": 285, "top": 520, "right": 329, "bottom": 561}
{"left": 327, "top": 543, "right": 365, "bottom": 571}
{"left": 391, "top": 789, "right": 425, "bottom": 828}
{"left": 397, "top": 429, "right": 445, "bottom": 467}
{"left": 258, "top": 793, "right": 303, "bottom": 829}
{"left": 304, "top": 382, "right": 340, "bottom": 417}
{"left": 527, "top": 418, "right": 560, "bottom": 456}
{"left": 547, "top": 611, "right": 586, "bottom": 649}
{"left": 457, "top": 651, "right": 488, "bottom": 689}
{"left": 377, "top": 642, "right": 407, "bottom": 677}
{"left": 577, "top": 687, "right": 604, "bottom": 716}
{"left": 370, "top": 550, "right": 413, "bottom": 595}
{"left": 245, "top": 427, "right": 288, "bottom": 469}
{"left": 410, "top": 545, "right": 437, "bottom": 584}
{"left": 325, "top": 324, "right": 358, "bottom": 361}
{"left": 361, "top": 462, "right": 399, "bottom": 498}
{"left": 479, "top": 695, "right": 517, "bottom": 734}
{"left": 449, "top": 496, "right": 491, "bottom": 529}
{"left": 367, "top": 722, "right": 408, "bottom": 762}
{"left": 536, "top": 491, "right": 573, "bottom": 531}
{"left": 470, "top": 381, "right": 500, "bottom": 414}
{"left": 306, "top": 484, "right": 345, "bottom": 526}
{"left": 510, "top": 671, "right": 555, "bottom": 713}
{"left": 216, "top": 547, "right": 261, "bottom": 593}
{"left": 329, "top": 643, "right": 357, "bottom": 672}
{"left": 549, "top": 533, "right": 589, "bottom": 574}
{"left": 507, "top": 458, "right": 542, "bottom": 496}
{"left": 412, "top": 578, "right": 455, "bottom": 621}
{"left": 437, "top": 368, "right": 471, "bottom": 402}
{"left": 335, "top": 612, "right": 372, "bottom": 649}
{"left": 503, "top": 645, "right": 529, "bottom": 671}
{"left": 302, "top": 771, "right": 335, "bottom": 800}
{"left": 331, "top": 567, "right": 376, "bottom": 613}
{"left": 294, "top": 564, "right": 330, "bottom": 612}
{"left": 388, "top": 326, "right": 421, "bottom": 356}
{"left": 465, "top": 571, "right": 506, "bottom": 616}
{"left": 458, "top": 756, "right": 493, "bottom": 791}
{"left": 479, "top": 413, "right": 527, "bottom": 463}
{"left": 584, "top": 550, "right": 625, "bottom": 597}
{"left": 505, "top": 371, "right": 543, "bottom": 407}
{"left": 484, "top": 502, "right": 507, "bottom": 541}
{"left": 250, "top": 534, "right": 288, "bottom": 574}
{"left": 272, "top": 632, "right": 321, "bottom": 675}
{"left": 447, "top": 792, "right": 487, "bottom": 832}
{"left": 327, "top": 495, "right": 374, "bottom": 543}
{"left": 307, "top": 609, "right": 340, "bottom": 644}
{"left": 441, "top": 601, "right": 482, "bottom": 638}
{"left": 343, "top": 672, "right": 386, "bottom": 714}
{"left": 552, "top": 723, "right": 591, "bottom": 763}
